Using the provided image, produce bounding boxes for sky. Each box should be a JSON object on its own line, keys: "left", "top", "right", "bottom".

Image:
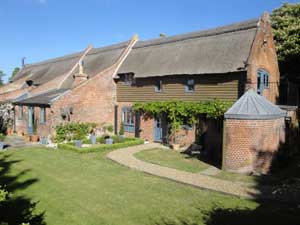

{"left": 0, "top": 0, "right": 298, "bottom": 82}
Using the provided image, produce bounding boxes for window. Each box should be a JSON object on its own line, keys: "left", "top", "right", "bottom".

{"left": 123, "top": 73, "right": 134, "bottom": 85}
{"left": 122, "top": 107, "right": 135, "bottom": 132}
{"left": 18, "top": 106, "right": 23, "bottom": 120}
{"left": 185, "top": 79, "right": 195, "bottom": 92}
{"left": 257, "top": 69, "right": 269, "bottom": 95}
{"left": 40, "top": 107, "right": 46, "bottom": 124}
{"left": 155, "top": 80, "right": 163, "bottom": 92}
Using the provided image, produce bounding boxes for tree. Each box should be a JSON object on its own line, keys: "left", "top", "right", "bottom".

{"left": 0, "top": 70, "right": 4, "bottom": 86}
{"left": 271, "top": 3, "right": 300, "bottom": 81}
{"left": 11, "top": 67, "right": 20, "bottom": 79}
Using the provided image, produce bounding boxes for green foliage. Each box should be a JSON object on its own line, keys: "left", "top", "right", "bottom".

{"left": 97, "top": 135, "right": 136, "bottom": 144}
{"left": 133, "top": 100, "right": 231, "bottom": 128}
{"left": 81, "top": 135, "right": 136, "bottom": 144}
{"left": 106, "top": 125, "right": 114, "bottom": 133}
{"left": 58, "top": 138, "right": 144, "bottom": 153}
{"left": 271, "top": 3, "right": 300, "bottom": 77}
{"left": 0, "top": 186, "right": 8, "bottom": 203}
{"left": 0, "top": 133, "right": 5, "bottom": 142}
{"left": 119, "top": 122, "right": 124, "bottom": 135}
{"left": 133, "top": 100, "right": 231, "bottom": 143}
{"left": 55, "top": 122, "right": 96, "bottom": 142}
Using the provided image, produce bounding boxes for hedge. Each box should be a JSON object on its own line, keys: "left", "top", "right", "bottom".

{"left": 58, "top": 138, "right": 144, "bottom": 153}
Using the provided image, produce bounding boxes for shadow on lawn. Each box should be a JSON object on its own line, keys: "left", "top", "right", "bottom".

{"left": 0, "top": 153, "right": 45, "bottom": 225}
{"left": 154, "top": 131, "right": 300, "bottom": 225}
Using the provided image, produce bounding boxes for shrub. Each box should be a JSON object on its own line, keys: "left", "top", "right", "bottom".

{"left": 58, "top": 138, "right": 144, "bottom": 153}
{"left": 96, "top": 135, "right": 136, "bottom": 144}
{"left": 55, "top": 122, "right": 96, "bottom": 143}
{"left": 0, "top": 133, "right": 5, "bottom": 142}
{"left": 119, "top": 122, "right": 124, "bottom": 135}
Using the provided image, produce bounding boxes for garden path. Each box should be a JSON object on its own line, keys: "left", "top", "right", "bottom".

{"left": 107, "top": 143, "right": 298, "bottom": 202}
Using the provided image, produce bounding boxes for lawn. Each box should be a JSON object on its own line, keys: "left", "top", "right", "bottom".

{"left": 0, "top": 147, "right": 298, "bottom": 225}
{"left": 135, "top": 148, "right": 210, "bottom": 173}
{"left": 135, "top": 148, "right": 300, "bottom": 187}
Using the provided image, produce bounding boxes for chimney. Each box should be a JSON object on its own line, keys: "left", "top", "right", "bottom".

{"left": 22, "top": 57, "right": 26, "bottom": 68}
{"left": 73, "top": 59, "right": 88, "bottom": 87}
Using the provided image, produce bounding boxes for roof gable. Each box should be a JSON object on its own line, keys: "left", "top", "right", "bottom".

{"left": 118, "top": 19, "right": 259, "bottom": 78}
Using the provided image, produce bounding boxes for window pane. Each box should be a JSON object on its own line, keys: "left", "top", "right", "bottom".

{"left": 186, "top": 79, "right": 195, "bottom": 92}
{"left": 40, "top": 107, "right": 46, "bottom": 123}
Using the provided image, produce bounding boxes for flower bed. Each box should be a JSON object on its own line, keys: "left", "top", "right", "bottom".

{"left": 58, "top": 138, "right": 144, "bottom": 153}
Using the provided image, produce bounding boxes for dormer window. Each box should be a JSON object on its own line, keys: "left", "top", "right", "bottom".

{"left": 123, "top": 73, "right": 134, "bottom": 85}
{"left": 155, "top": 80, "right": 163, "bottom": 92}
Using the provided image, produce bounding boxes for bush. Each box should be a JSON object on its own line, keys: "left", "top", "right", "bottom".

{"left": 0, "top": 133, "right": 5, "bottom": 142}
{"left": 55, "top": 122, "right": 96, "bottom": 143}
{"left": 119, "top": 122, "right": 124, "bottom": 135}
{"left": 96, "top": 135, "right": 136, "bottom": 144}
{"left": 58, "top": 138, "right": 144, "bottom": 153}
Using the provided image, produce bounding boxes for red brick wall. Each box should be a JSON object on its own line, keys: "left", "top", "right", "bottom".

{"left": 50, "top": 65, "right": 118, "bottom": 135}
{"left": 223, "top": 118, "right": 285, "bottom": 174}
{"left": 117, "top": 102, "right": 198, "bottom": 145}
{"left": 247, "top": 13, "right": 280, "bottom": 103}
{"left": 15, "top": 105, "right": 52, "bottom": 138}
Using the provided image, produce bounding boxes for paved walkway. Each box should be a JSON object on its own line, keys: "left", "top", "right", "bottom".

{"left": 107, "top": 143, "right": 260, "bottom": 199}
{"left": 3, "top": 135, "right": 42, "bottom": 149}
{"left": 108, "top": 144, "right": 300, "bottom": 203}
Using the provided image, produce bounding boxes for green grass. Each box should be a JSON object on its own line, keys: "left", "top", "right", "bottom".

{"left": 58, "top": 138, "right": 144, "bottom": 153}
{"left": 135, "top": 149, "right": 257, "bottom": 184}
{"left": 135, "top": 148, "right": 210, "bottom": 173}
{"left": 0, "top": 148, "right": 298, "bottom": 225}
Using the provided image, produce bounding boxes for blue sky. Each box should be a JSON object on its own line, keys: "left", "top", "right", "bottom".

{"left": 0, "top": 0, "right": 297, "bottom": 82}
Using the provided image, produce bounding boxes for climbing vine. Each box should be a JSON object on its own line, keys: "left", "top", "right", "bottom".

{"left": 133, "top": 100, "right": 232, "bottom": 143}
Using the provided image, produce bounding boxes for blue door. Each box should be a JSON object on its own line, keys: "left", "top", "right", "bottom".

{"left": 28, "top": 106, "right": 34, "bottom": 134}
{"left": 154, "top": 117, "right": 163, "bottom": 142}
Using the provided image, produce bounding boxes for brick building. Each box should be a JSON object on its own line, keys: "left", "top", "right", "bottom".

{"left": 115, "top": 13, "right": 280, "bottom": 150}
{"left": 0, "top": 13, "right": 284, "bottom": 172}
{"left": 223, "top": 89, "right": 286, "bottom": 174}
{"left": 4, "top": 36, "right": 138, "bottom": 139}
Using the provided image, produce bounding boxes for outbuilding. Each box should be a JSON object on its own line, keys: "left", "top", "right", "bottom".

{"left": 223, "top": 89, "right": 287, "bottom": 174}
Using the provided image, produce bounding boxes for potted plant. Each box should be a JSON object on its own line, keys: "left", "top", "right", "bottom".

{"left": 30, "top": 119, "right": 39, "bottom": 142}
{"left": 74, "top": 131, "right": 83, "bottom": 148}
{"left": 170, "top": 117, "right": 181, "bottom": 151}
{"left": 90, "top": 127, "right": 97, "bottom": 145}
{"left": 0, "top": 134, "right": 5, "bottom": 150}
{"left": 103, "top": 124, "right": 114, "bottom": 145}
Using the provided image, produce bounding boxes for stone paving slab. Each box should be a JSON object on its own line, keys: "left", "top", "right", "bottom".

{"left": 200, "top": 166, "right": 221, "bottom": 176}
{"left": 107, "top": 143, "right": 260, "bottom": 199}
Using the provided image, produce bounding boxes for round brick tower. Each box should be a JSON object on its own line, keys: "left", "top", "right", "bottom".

{"left": 223, "top": 89, "right": 286, "bottom": 174}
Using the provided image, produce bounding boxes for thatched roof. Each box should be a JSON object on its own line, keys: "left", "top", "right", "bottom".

{"left": 118, "top": 19, "right": 259, "bottom": 78}
{"left": 12, "top": 41, "right": 129, "bottom": 87}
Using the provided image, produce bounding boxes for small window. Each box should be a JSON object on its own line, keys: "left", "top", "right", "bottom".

{"left": 155, "top": 80, "right": 163, "bottom": 92}
{"left": 185, "top": 79, "right": 195, "bottom": 92}
{"left": 257, "top": 69, "right": 269, "bottom": 95}
{"left": 40, "top": 107, "right": 46, "bottom": 124}
{"left": 123, "top": 74, "right": 134, "bottom": 85}
{"left": 122, "top": 107, "right": 135, "bottom": 132}
{"left": 18, "top": 106, "right": 23, "bottom": 120}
